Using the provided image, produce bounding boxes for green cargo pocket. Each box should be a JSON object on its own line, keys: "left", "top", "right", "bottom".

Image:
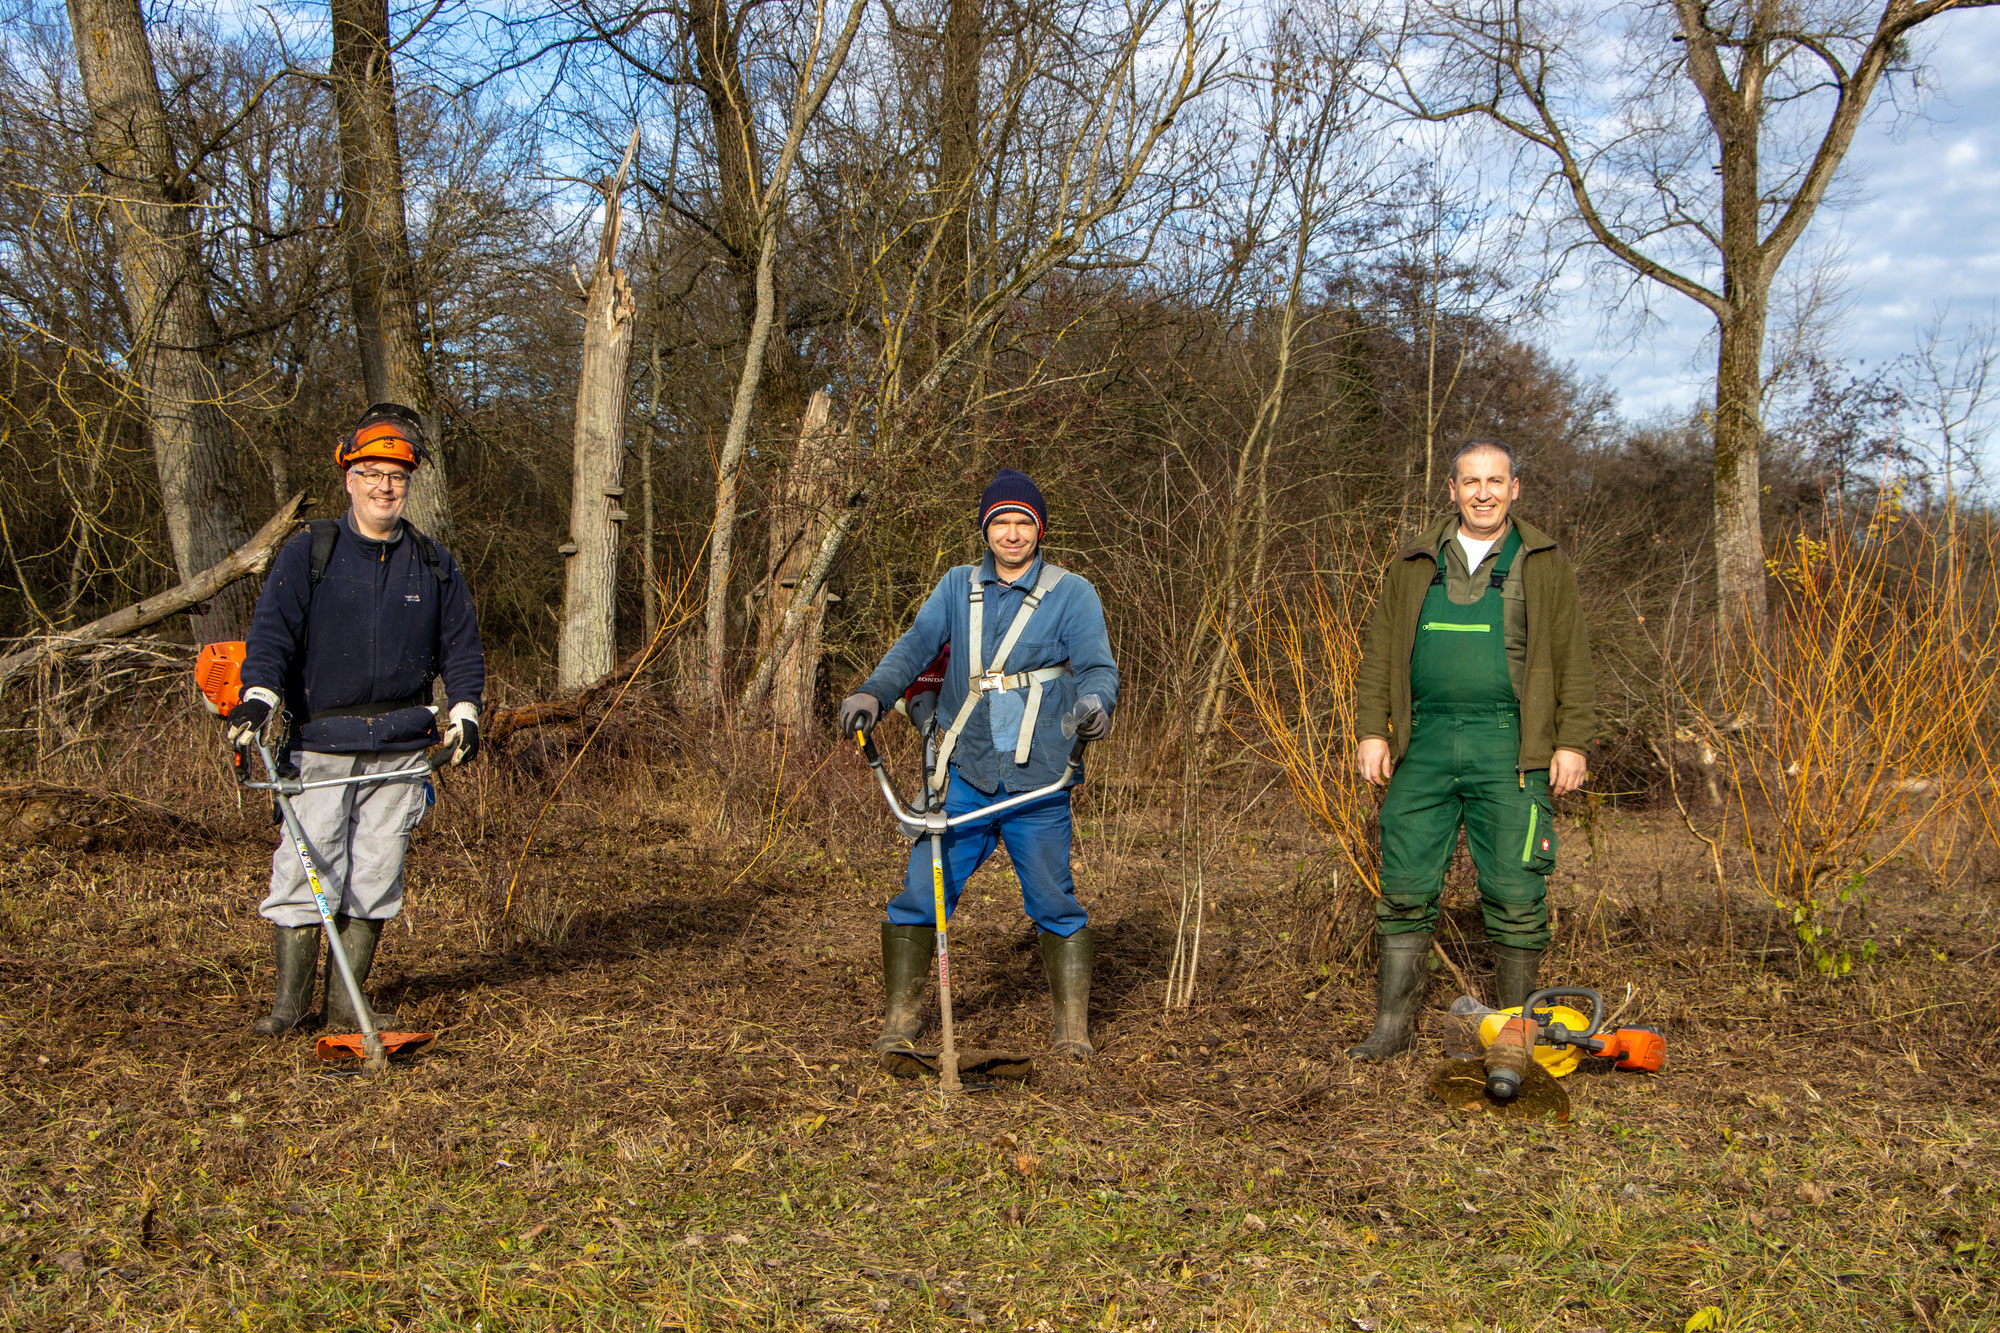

{"left": 1519, "top": 789, "right": 1556, "bottom": 874}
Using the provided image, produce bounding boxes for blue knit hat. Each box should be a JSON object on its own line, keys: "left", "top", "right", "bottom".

{"left": 978, "top": 469, "right": 1047, "bottom": 539}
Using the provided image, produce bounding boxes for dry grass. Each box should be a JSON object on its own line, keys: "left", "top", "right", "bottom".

{"left": 2, "top": 694, "right": 1998, "bottom": 1331}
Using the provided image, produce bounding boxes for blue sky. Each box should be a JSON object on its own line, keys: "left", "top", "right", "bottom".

{"left": 1542, "top": 15, "right": 2000, "bottom": 458}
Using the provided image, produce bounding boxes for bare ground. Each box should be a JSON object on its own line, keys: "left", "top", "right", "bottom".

{"left": 2, "top": 746, "right": 1998, "bottom": 1332}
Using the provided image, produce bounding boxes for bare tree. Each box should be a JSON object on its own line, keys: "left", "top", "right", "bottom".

{"left": 1183, "top": 7, "right": 1377, "bottom": 755}
{"left": 1382, "top": 0, "right": 2000, "bottom": 637}
{"left": 558, "top": 131, "right": 642, "bottom": 691}
{"left": 62, "top": 0, "right": 261, "bottom": 640}
{"left": 331, "top": 0, "right": 451, "bottom": 537}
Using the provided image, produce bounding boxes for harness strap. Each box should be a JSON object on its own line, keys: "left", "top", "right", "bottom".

{"left": 1430, "top": 527, "right": 1524, "bottom": 590}
{"left": 307, "top": 693, "right": 428, "bottom": 724}
{"left": 931, "top": 563, "right": 1068, "bottom": 788}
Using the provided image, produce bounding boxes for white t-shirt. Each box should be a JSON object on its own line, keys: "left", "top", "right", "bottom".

{"left": 1457, "top": 529, "right": 1499, "bottom": 573}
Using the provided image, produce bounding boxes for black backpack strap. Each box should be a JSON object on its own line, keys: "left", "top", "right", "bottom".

{"left": 405, "top": 524, "right": 448, "bottom": 584}
{"left": 307, "top": 520, "right": 339, "bottom": 591}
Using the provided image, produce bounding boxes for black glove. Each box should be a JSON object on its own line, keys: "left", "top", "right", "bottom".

{"left": 1072, "top": 692, "right": 1110, "bottom": 741}
{"left": 838, "top": 692, "right": 881, "bottom": 738}
{"left": 225, "top": 695, "right": 273, "bottom": 750}
{"left": 441, "top": 702, "right": 480, "bottom": 766}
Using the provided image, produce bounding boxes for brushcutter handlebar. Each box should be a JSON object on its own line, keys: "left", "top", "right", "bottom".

{"left": 856, "top": 721, "right": 1090, "bottom": 839}
{"left": 234, "top": 742, "right": 441, "bottom": 793}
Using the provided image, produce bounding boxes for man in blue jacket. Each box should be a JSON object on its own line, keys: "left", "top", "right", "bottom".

{"left": 840, "top": 470, "right": 1118, "bottom": 1059}
{"left": 224, "top": 404, "right": 485, "bottom": 1037}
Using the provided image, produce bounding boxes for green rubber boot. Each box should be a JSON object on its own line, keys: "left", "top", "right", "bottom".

{"left": 322, "top": 916, "right": 398, "bottom": 1032}
{"left": 1347, "top": 932, "right": 1432, "bottom": 1061}
{"left": 1039, "top": 927, "right": 1094, "bottom": 1058}
{"left": 872, "top": 924, "right": 935, "bottom": 1054}
{"left": 1493, "top": 944, "right": 1543, "bottom": 1011}
{"left": 251, "top": 925, "right": 322, "bottom": 1036}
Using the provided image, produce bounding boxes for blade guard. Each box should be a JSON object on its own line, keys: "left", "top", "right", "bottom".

{"left": 316, "top": 1031, "right": 436, "bottom": 1061}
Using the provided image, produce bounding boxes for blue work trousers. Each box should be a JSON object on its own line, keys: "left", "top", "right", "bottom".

{"left": 885, "top": 770, "right": 1087, "bottom": 937}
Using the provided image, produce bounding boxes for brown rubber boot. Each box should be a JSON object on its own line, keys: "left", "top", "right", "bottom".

{"left": 251, "top": 925, "right": 321, "bottom": 1036}
{"left": 1039, "top": 926, "right": 1094, "bottom": 1058}
{"left": 1347, "top": 931, "right": 1432, "bottom": 1061}
{"left": 872, "top": 924, "right": 935, "bottom": 1053}
{"left": 322, "top": 916, "right": 399, "bottom": 1032}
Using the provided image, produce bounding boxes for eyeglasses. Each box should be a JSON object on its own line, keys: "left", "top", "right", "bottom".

{"left": 352, "top": 468, "right": 412, "bottom": 490}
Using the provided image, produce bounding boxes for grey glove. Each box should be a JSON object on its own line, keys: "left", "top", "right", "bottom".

{"left": 1072, "top": 692, "right": 1110, "bottom": 741}
{"left": 838, "top": 692, "right": 881, "bottom": 738}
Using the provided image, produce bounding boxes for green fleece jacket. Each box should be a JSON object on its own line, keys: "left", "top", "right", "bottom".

{"left": 1354, "top": 513, "right": 1595, "bottom": 769}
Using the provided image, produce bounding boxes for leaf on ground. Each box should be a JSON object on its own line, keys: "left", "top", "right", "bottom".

{"left": 1685, "top": 1306, "right": 1724, "bottom": 1331}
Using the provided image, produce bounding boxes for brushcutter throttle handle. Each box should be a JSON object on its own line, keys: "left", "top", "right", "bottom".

{"left": 855, "top": 726, "right": 882, "bottom": 767}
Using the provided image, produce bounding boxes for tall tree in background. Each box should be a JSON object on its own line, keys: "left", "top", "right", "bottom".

{"left": 63, "top": 0, "right": 258, "bottom": 640}
{"left": 1388, "top": 0, "right": 2000, "bottom": 638}
{"left": 331, "top": 0, "right": 450, "bottom": 537}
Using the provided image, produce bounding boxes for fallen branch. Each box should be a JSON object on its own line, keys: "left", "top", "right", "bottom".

{"left": 0, "top": 493, "right": 306, "bottom": 690}
{"left": 485, "top": 643, "right": 666, "bottom": 745}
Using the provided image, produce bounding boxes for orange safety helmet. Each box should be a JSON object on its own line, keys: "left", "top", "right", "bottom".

{"left": 334, "top": 402, "right": 431, "bottom": 471}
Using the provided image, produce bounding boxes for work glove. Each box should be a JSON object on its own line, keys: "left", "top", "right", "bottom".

{"left": 1072, "top": 693, "right": 1111, "bottom": 741}
{"left": 838, "top": 692, "right": 881, "bottom": 739}
{"left": 225, "top": 687, "right": 281, "bottom": 751}
{"left": 441, "top": 701, "right": 480, "bottom": 766}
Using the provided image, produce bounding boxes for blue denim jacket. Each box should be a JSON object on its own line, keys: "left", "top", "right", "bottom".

{"left": 859, "top": 552, "right": 1118, "bottom": 794}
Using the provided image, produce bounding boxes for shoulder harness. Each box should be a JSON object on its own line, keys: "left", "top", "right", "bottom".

{"left": 930, "top": 562, "right": 1070, "bottom": 789}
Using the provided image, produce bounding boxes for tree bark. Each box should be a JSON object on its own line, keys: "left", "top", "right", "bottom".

{"left": 64, "top": 0, "right": 256, "bottom": 641}
{"left": 331, "top": 0, "right": 450, "bottom": 538}
{"left": 558, "top": 133, "right": 641, "bottom": 691}
{"left": 749, "top": 391, "right": 844, "bottom": 729}
{"left": 1713, "top": 299, "right": 1770, "bottom": 642}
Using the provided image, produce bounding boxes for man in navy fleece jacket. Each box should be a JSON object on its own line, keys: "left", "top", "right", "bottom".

{"left": 228, "top": 404, "right": 484, "bottom": 1038}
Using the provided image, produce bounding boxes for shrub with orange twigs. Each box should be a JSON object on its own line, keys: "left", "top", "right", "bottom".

{"left": 1689, "top": 504, "right": 2000, "bottom": 973}
{"left": 1230, "top": 527, "right": 1397, "bottom": 936}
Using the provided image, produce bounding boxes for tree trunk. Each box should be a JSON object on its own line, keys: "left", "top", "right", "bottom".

{"left": 557, "top": 136, "right": 641, "bottom": 691}
{"left": 1712, "top": 303, "right": 1769, "bottom": 641}
{"left": 1713, "top": 45, "right": 1770, "bottom": 643}
{"left": 64, "top": 0, "right": 255, "bottom": 642}
{"left": 751, "top": 391, "right": 843, "bottom": 730}
{"left": 933, "top": 0, "right": 985, "bottom": 345}
{"left": 331, "top": 0, "right": 450, "bottom": 539}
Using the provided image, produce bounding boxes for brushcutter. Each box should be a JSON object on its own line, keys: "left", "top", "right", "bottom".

{"left": 854, "top": 705, "right": 1090, "bottom": 1095}
{"left": 234, "top": 742, "right": 442, "bottom": 1075}
{"left": 1431, "top": 986, "right": 1665, "bottom": 1119}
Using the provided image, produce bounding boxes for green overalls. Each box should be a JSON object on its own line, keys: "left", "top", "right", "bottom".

{"left": 1376, "top": 528, "right": 1556, "bottom": 950}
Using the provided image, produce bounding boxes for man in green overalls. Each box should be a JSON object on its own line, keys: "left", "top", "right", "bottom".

{"left": 1348, "top": 439, "right": 1595, "bottom": 1060}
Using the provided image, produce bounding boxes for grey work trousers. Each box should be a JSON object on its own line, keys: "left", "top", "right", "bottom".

{"left": 259, "top": 750, "right": 429, "bottom": 927}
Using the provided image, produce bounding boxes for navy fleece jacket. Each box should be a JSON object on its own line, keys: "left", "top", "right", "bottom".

{"left": 241, "top": 513, "right": 485, "bottom": 753}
